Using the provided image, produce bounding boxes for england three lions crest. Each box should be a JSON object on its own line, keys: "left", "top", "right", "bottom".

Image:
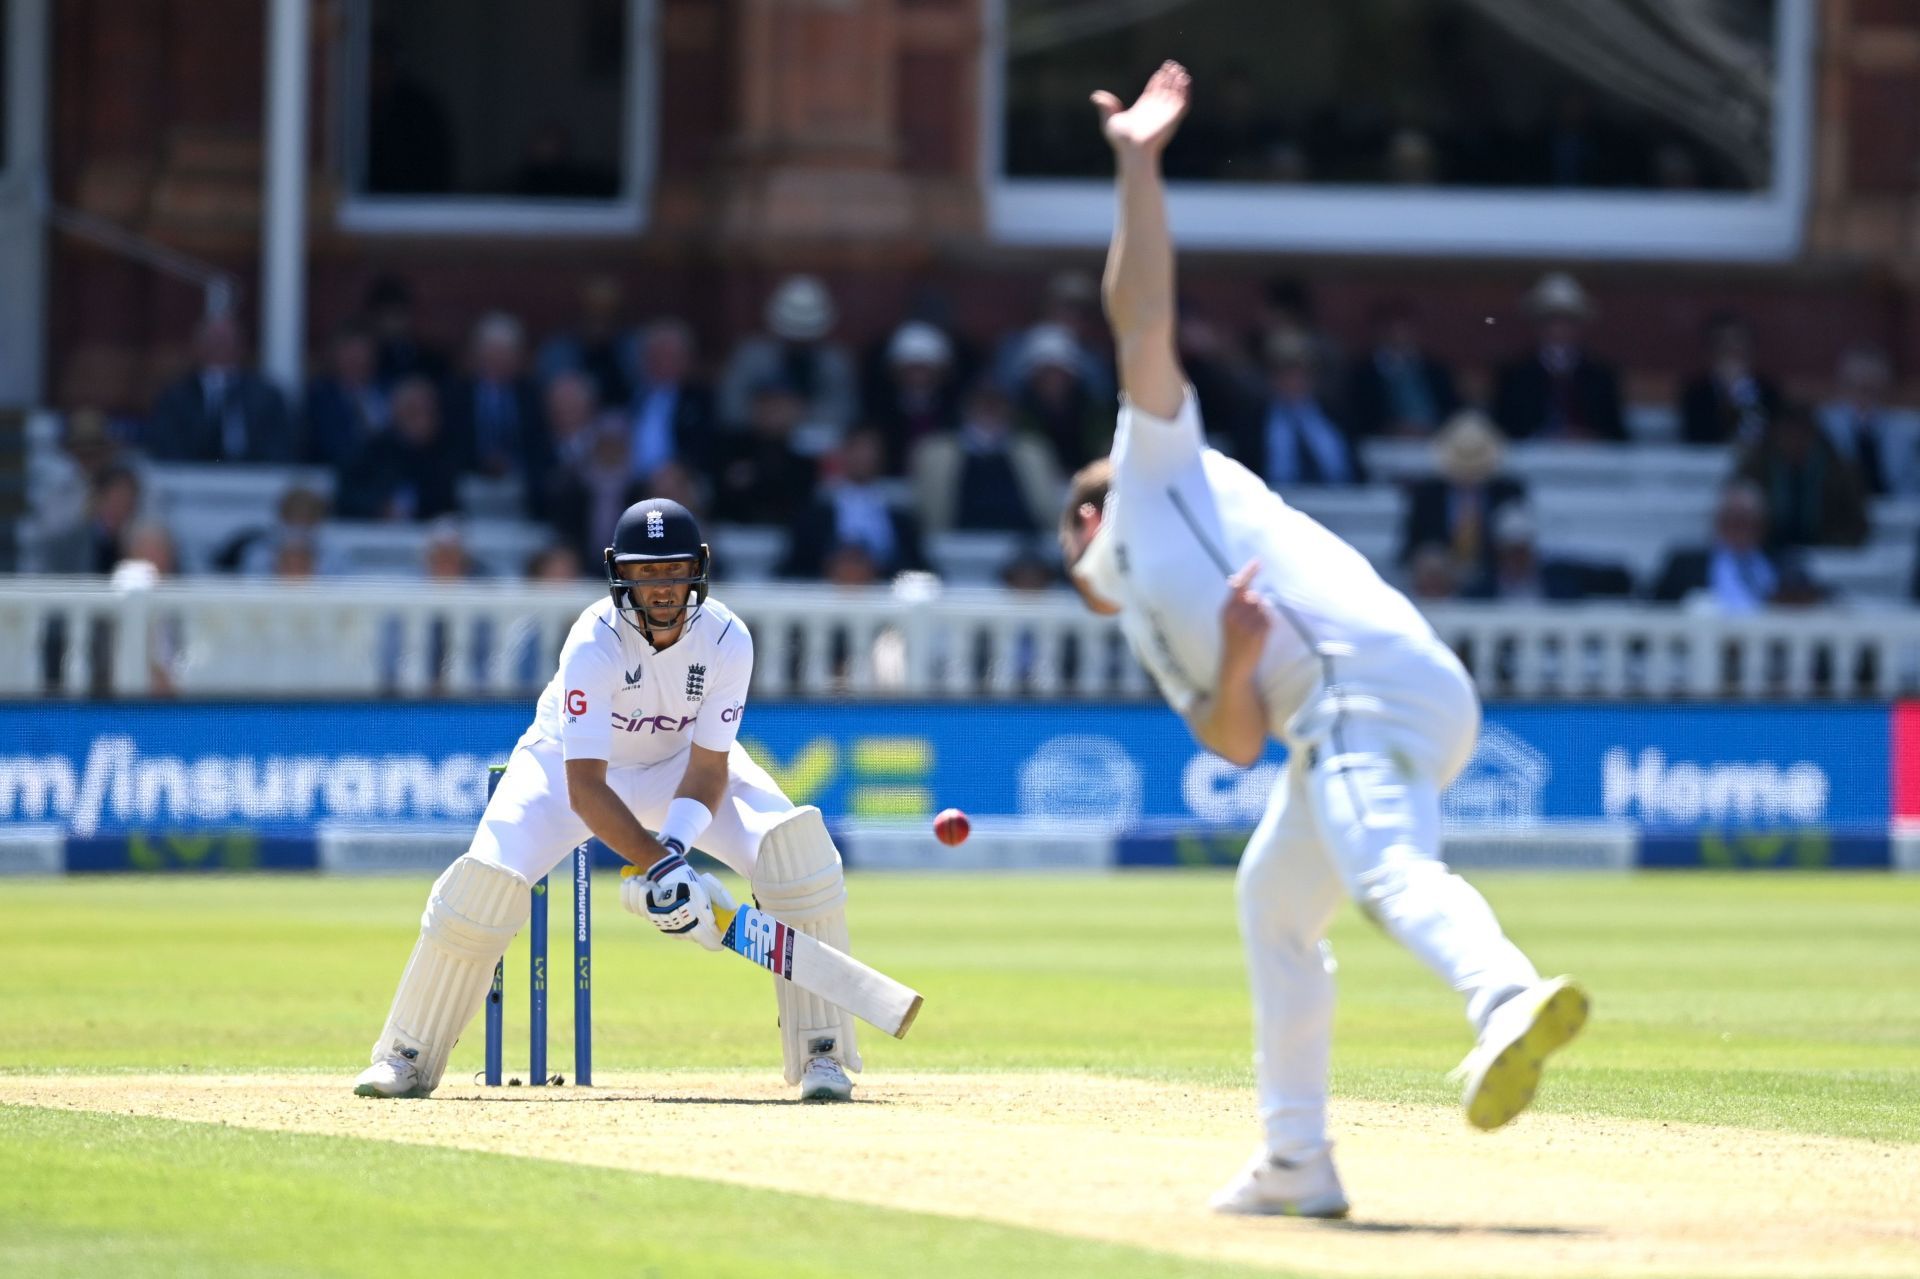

{"left": 685, "top": 663, "right": 706, "bottom": 701}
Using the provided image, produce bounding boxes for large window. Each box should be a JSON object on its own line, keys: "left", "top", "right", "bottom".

{"left": 987, "top": 0, "right": 1813, "bottom": 259}
{"left": 339, "top": 0, "right": 656, "bottom": 234}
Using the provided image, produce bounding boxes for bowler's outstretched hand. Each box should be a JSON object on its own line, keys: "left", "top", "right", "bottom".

{"left": 1091, "top": 61, "right": 1192, "bottom": 156}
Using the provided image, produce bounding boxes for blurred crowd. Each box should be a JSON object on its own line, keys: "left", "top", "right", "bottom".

{"left": 27, "top": 267, "right": 1920, "bottom": 613}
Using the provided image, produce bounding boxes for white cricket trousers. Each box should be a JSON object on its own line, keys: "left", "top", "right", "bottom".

{"left": 470, "top": 739, "right": 795, "bottom": 883}
{"left": 1238, "top": 637, "right": 1539, "bottom": 1161}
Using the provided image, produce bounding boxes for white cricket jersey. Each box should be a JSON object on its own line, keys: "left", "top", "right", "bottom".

{"left": 1075, "top": 389, "right": 1434, "bottom": 728}
{"left": 520, "top": 595, "right": 753, "bottom": 767}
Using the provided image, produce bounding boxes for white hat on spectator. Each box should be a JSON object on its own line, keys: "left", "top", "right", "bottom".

{"left": 1493, "top": 503, "right": 1537, "bottom": 548}
{"left": 472, "top": 311, "right": 525, "bottom": 352}
{"left": 1046, "top": 269, "right": 1100, "bottom": 308}
{"left": 1433, "top": 409, "right": 1507, "bottom": 484}
{"left": 1525, "top": 271, "right": 1594, "bottom": 320}
{"left": 766, "top": 275, "right": 837, "bottom": 342}
{"left": 887, "top": 321, "right": 952, "bottom": 368}
{"left": 1018, "top": 323, "right": 1082, "bottom": 375}
{"left": 1264, "top": 330, "right": 1315, "bottom": 370}
{"left": 424, "top": 515, "right": 465, "bottom": 548}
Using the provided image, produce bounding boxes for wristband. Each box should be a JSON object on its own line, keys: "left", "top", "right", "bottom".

{"left": 657, "top": 797, "right": 713, "bottom": 856}
{"left": 644, "top": 849, "right": 687, "bottom": 883}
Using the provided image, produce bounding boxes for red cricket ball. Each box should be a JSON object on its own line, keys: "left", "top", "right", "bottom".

{"left": 933, "top": 808, "right": 971, "bottom": 846}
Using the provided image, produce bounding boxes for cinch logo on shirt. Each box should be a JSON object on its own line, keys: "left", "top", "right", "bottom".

{"left": 612, "top": 712, "right": 698, "bottom": 735}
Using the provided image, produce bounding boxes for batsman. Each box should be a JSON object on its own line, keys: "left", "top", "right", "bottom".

{"left": 355, "top": 497, "right": 863, "bottom": 1102}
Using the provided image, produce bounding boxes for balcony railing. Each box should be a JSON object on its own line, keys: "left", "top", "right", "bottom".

{"left": 1, "top": 576, "right": 1914, "bottom": 701}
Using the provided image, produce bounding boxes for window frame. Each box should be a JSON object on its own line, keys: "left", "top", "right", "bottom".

{"left": 334, "top": 0, "right": 659, "bottom": 237}
{"left": 981, "top": 0, "right": 1817, "bottom": 262}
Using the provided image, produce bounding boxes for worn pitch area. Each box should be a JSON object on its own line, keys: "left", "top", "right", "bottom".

{"left": 3, "top": 1072, "right": 1914, "bottom": 1279}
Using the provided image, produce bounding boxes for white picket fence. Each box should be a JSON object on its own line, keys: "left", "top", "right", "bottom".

{"left": 2, "top": 576, "right": 1917, "bottom": 700}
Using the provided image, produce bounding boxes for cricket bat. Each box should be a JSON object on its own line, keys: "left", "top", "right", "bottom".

{"left": 712, "top": 900, "right": 924, "bottom": 1039}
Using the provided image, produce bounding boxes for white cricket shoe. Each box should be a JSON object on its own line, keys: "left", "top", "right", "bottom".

{"left": 353, "top": 1055, "right": 428, "bottom": 1099}
{"left": 1209, "top": 1148, "right": 1350, "bottom": 1218}
{"left": 798, "top": 1055, "right": 854, "bottom": 1102}
{"left": 1456, "top": 975, "right": 1590, "bottom": 1131}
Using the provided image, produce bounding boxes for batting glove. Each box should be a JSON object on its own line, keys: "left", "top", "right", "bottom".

{"left": 621, "top": 844, "right": 735, "bottom": 951}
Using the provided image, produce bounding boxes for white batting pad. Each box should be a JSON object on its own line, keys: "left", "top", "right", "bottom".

{"left": 368, "top": 855, "right": 532, "bottom": 1091}
{"left": 751, "top": 806, "right": 862, "bottom": 1083}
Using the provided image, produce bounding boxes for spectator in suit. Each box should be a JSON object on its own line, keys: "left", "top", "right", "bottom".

{"left": 1464, "top": 504, "right": 1634, "bottom": 603}
{"left": 1821, "top": 345, "right": 1915, "bottom": 497}
{"left": 147, "top": 314, "right": 295, "bottom": 462}
{"left": 1346, "top": 300, "right": 1459, "bottom": 439}
{"left": 547, "top": 420, "right": 645, "bottom": 571}
{"left": 715, "top": 381, "right": 818, "bottom": 528}
{"left": 912, "top": 381, "right": 1062, "bottom": 535}
{"left": 540, "top": 370, "right": 606, "bottom": 485}
{"left": 1014, "top": 324, "right": 1110, "bottom": 474}
{"left": 1652, "top": 481, "right": 1822, "bottom": 612}
{"left": 627, "top": 317, "right": 714, "bottom": 486}
{"left": 363, "top": 275, "right": 449, "bottom": 390}
{"left": 1493, "top": 272, "right": 1625, "bottom": 442}
{"left": 718, "top": 275, "right": 858, "bottom": 441}
{"left": 1238, "top": 332, "right": 1367, "bottom": 487}
{"left": 304, "top": 324, "right": 387, "bottom": 470}
{"left": 536, "top": 275, "right": 638, "bottom": 406}
{"left": 1679, "top": 312, "right": 1781, "bottom": 447}
{"left": 872, "top": 321, "right": 962, "bottom": 475}
{"left": 783, "top": 426, "right": 927, "bottom": 580}
{"left": 1735, "top": 402, "right": 1869, "bottom": 551}
{"left": 445, "top": 312, "right": 549, "bottom": 511}
{"left": 1399, "top": 410, "right": 1527, "bottom": 587}
{"left": 336, "top": 376, "right": 460, "bottom": 522}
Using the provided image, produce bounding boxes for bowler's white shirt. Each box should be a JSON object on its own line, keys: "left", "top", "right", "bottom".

{"left": 522, "top": 596, "right": 753, "bottom": 767}
{"left": 1076, "top": 390, "right": 1433, "bottom": 727}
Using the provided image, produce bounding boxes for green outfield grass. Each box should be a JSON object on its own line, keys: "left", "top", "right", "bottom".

{"left": 3, "top": 871, "right": 1918, "bottom": 1277}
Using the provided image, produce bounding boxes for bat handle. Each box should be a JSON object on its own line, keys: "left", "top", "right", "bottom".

{"left": 711, "top": 901, "right": 736, "bottom": 934}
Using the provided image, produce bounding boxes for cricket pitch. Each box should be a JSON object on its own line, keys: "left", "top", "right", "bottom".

{"left": 3, "top": 1071, "right": 1914, "bottom": 1278}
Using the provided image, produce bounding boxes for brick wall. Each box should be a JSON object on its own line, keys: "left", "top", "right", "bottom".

{"left": 42, "top": 0, "right": 1920, "bottom": 415}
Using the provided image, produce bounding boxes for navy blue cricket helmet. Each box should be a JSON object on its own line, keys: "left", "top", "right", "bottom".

{"left": 605, "top": 498, "right": 711, "bottom": 635}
